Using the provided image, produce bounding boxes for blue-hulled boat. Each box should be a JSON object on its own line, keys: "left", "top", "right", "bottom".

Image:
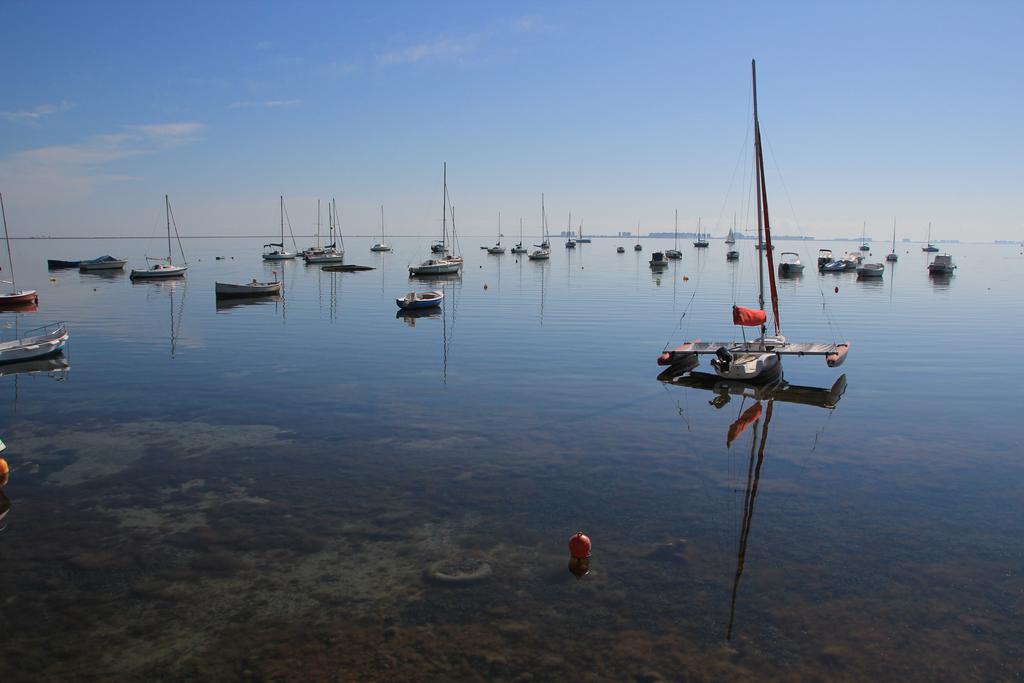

{"left": 396, "top": 290, "right": 443, "bottom": 310}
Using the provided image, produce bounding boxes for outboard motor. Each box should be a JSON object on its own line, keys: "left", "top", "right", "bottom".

{"left": 710, "top": 346, "right": 733, "bottom": 373}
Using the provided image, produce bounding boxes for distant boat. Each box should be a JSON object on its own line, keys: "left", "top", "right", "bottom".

{"left": 511, "top": 218, "right": 528, "bottom": 254}
{"left": 886, "top": 218, "right": 899, "bottom": 262}
{"left": 565, "top": 210, "right": 577, "bottom": 249}
{"left": 634, "top": 222, "right": 642, "bottom": 251}
{"left": 487, "top": 212, "right": 506, "bottom": 254}
{"left": 263, "top": 196, "right": 298, "bottom": 261}
{"left": 693, "top": 217, "right": 709, "bottom": 248}
{"left": 299, "top": 199, "right": 324, "bottom": 258}
{"left": 396, "top": 290, "right": 443, "bottom": 310}
{"left": 817, "top": 249, "right": 834, "bottom": 270}
{"left": 778, "top": 252, "right": 804, "bottom": 275}
{"left": 928, "top": 253, "right": 956, "bottom": 274}
{"left": 411, "top": 163, "right": 463, "bottom": 276}
{"left": 657, "top": 60, "right": 849, "bottom": 383}
{"left": 726, "top": 249, "right": 739, "bottom": 261}
{"left": 856, "top": 262, "right": 884, "bottom": 278}
{"left": 617, "top": 246, "right": 626, "bottom": 253}
{"left": 47, "top": 259, "right": 82, "bottom": 269}
{"left": 529, "top": 194, "right": 552, "bottom": 260}
{"left": 322, "top": 264, "right": 375, "bottom": 272}
{"left": 859, "top": 221, "right": 870, "bottom": 251}
{"left": 130, "top": 195, "right": 188, "bottom": 279}
{"left": 304, "top": 198, "right": 344, "bottom": 263}
{"left": 215, "top": 279, "right": 283, "bottom": 298}
{"left": 666, "top": 209, "right": 682, "bottom": 260}
{"left": 371, "top": 204, "right": 392, "bottom": 252}
{"left": 0, "top": 193, "right": 39, "bottom": 307}
{"left": 922, "top": 222, "right": 939, "bottom": 252}
{"left": 725, "top": 215, "right": 737, "bottom": 245}
{"left": 577, "top": 221, "right": 591, "bottom": 243}
{"left": 79, "top": 255, "right": 127, "bottom": 271}
{"left": 649, "top": 251, "right": 669, "bottom": 269}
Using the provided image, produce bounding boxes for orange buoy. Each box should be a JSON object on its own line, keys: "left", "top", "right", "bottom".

{"left": 682, "top": 276, "right": 689, "bottom": 281}
{"left": 483, "top": 283, "right": 488, "bottom": 290}
{"left": 0, "top": 458, "right": 8, "bottom": 487}
{"left": 569, "top": 531, "right": 591, "bottom": 559}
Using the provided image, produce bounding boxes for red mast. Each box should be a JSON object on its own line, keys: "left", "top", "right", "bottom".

{"left": 752, "top": 59, "right": 781, "bottom": 336}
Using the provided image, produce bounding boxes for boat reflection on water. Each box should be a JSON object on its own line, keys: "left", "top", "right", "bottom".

{"left": 215, "top": 294, "right": 282, "bottom": 312}
{"left": 0, "top": 355, "right": 70, "bottom": 379}
{"left": 395, "top": 307, "right": 442, "bottom": 326}
{"left": 658, "top": 365, "right": 847, "bottom": 639}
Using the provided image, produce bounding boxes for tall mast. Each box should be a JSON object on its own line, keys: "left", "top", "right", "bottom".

{"left": 674, "top": 209, "right": 678, "bottom": 249}
{"left": 568, "top": 210, "right": 572, "bottom": 238}
{"left": 892, "top": 217, "right": 896, "bottom": 252}
{"left": 0, "top": 193, "right": 16, "bottom": 291}
{"left": 317, "top": 199, "right": 321, "bottom": 248}
{"left": 498, "top": 211, "right": 501, "bottom": 243}
{"left": 165, "top": 194, "right": 172, "bottom": 262}
{"left": 280, "top": 195, "right": 284, "bottom": 246}
{"left": 752, "top": 59, "right": 780, "bottom": 336}
{"left": 381, "top": 204, "right": 385, "bottom": 241}
{"left": 442, "top": 162, "right": 447, "bottom": 250}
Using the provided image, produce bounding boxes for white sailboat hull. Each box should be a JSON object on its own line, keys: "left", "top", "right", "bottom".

{"left": 215, "top": 281, "right": 282, "bottom": 297}
{"left": 409, "top": 259, "right": 462, "bottom": 275}
{"left": 0, "top": 324, "right": 69, "bottom": 364}
{"left": 130, "top": 265, "right": 187, "bottom": 279}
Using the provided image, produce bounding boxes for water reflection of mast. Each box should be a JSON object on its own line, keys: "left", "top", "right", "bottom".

{"left": 726, "top": 399, "right": 773, "bottom": 640}
{"left": 169, "top": 282, "right": 186, "bottom": 358}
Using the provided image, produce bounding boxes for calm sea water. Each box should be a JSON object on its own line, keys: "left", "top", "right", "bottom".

{"left": 1, "top": 235, "right": 1022, "bottom": 681}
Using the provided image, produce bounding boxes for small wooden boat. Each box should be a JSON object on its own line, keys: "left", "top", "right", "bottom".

{"left": 0, "top": 322, "right": 69, "bottom": 364}
{"left": 856, "top": 262, "right": 885, "bottom": 278}
{"left": 79, "top": 255, "right": 127, "bottom": 271}
{"left": 322, "top": 264, "right": 375, "bottom": 272}
{"left": 396, "top": 290, "right": 443, "bottom": 310}
{"left": 215, "top": 279, "right": 282, "bottom": 298}
{"left": 47, "top": 259, "right": 81, "bottom": 269}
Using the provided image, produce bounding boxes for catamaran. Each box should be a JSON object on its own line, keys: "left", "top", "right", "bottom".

{"left": 131, "top": 195, "right": 188, "bottom": 279}
{"left": 528, "top": 194, "right": 551, "bottom": 260}
{"left": 304, "top": 199, "right": 344, "bottom": 263}
{"left": 410, "top": 163, "right": 463, "bottom": 276}
{"left": 371, "top": 204, "right": 392, "bottom": 252}
{"left": 886, "top": 218, "right": 899, "bottom": 262}
{"left": 693, "top": 217, "right": 709, "bottom": 248}
{"left": 657, "top": 60, "right": 849, "bottom": 382}
{"left": 263, "top": 196, "right": 298, "bottom": 260}
{"left": 487, "top": 212, "right": 506, "bottom": 254}
{"left": 666, "top": 209, "right": 682, "bottom": 260}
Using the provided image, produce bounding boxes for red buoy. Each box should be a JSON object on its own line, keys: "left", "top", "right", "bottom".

{"left": 568, "top": 531, "right": 591, "bottom": 559}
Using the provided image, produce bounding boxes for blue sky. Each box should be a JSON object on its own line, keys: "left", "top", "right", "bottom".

{"left": 1, "top": 1, "right": 1021, "bottom": 240}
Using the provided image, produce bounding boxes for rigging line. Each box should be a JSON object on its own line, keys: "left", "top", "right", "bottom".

{"left": 714, "top": 113, "right": 754, "bottom": 233}
{"left": 167, "top": 201, "right": 188, "bottom": 265}
{"left": 282, "top": 202, "right": 298, "bottom": 251}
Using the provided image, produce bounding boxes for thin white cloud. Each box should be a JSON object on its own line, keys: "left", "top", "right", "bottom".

{"left": 379, "top": 38, "right": 465, "bottom": 65}
{"left": 1, "top": 101, "right": 75, "bottom": 123}
{"left": 228, "top": 99, "right": 301, "bottom": 109}
{"left": 0, "top": 122, "right": 205, "bottom": 202}
{"left": 512, "top": 16, "right": 555, "bottom": 33}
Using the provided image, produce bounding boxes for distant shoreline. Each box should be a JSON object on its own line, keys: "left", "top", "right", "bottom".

{"left": 10, "top": 234, "right": 973, "bottom": 243}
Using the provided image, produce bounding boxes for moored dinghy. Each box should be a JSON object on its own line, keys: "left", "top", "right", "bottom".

{"left": 778, "top": 252, "right": 804, "bottom": 275}
{"left": 79, "top": 255, "right": 128, "bottom": 271}
{"left": 657, "top": 61, "right": 850, "bottom": 383}
{"left": 396, "top": 290, "right": 443, "bottom": 310}
{"left": 0, "top": 322, "right": 69, "bottom": 364}
{"left": 215, "top": 279, "right": 283, "bottom": 298}
{"left": 856, "top": 262, "right": 884, "bottom": 278}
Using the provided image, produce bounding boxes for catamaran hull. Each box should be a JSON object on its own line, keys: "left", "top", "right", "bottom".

{"left": 712, "top": 352, "right": 781, "bottom": 383}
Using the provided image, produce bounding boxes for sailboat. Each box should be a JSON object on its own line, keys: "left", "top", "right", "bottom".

{"left": 410, "top": 163, "right": 463, "bottom": 276}
{"left": 577, "top": 221, "right": 591, "bottom": 243}
{"left": 131, "top": 195, "right": 188, "bottom": 279}
{"left": 263, "top": 196, "right": 298, "bottom": 260}
{"left": 693, "top": 217, "right": 709, "bottom": 248}
{"left": 528, "top": 194, "right": 551, "bottom": 260}
{"left": 922, "top": 222, "right": 939, "bottom": 252}
{"left": 725, "top": 215, "right": 737, "bottom": 245}
{"left": 886, "top": 217, "right": 899, "bottom": 262}
{"left": 371, "top": 204, "right": 392, "bottom": 252}
{"left": 634, "top": 222, "right": 642, "bottom": 251}
{"left": 0, "top": 193, "right": 38, "bottom": 306}
{"left": 666, "top": 209, "right": 683, "bottom": 259}
{"left": 305, "top": 199, "right": 345, "bottom": 263}
{"left": 300, "top": 200, "right": 323, "bottom": 258}
{"left": 511, "top": 218, "right": 528, "bottom": 254}
{"left": 657, "top": 60, "right": 850, "bottom": 382}
{"left": 487, "top": 212, "right": 506, "bottom": 254}
{"left": 565, "top": 211, "right": 577, "bottom": 249}
{"left": 859, "top": 221, "right": 870, "bottom": 251}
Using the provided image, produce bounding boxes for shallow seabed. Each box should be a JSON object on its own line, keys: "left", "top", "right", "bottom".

{"left": 1, "top": 237, "right": 1022, "bottom": 681}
